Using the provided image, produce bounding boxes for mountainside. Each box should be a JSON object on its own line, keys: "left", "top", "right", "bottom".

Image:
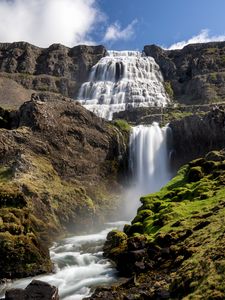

{"left": 0, "top": 42, "right": 106, "bottom": 108}
{"left": 0, "top": 93, "right": 128, "bottom": 279}
{"left": 144, "top": 42, "right": 225, "bottom": 104}
{"left": 91, "top": 149, "right": 225, "bottom": 300}
{"left": 1, "top": 41, "right": 225, "bottom": 110}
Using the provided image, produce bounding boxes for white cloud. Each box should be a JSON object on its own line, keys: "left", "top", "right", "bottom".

{"left": 103, "top": 19, "right": 137, "bottom": 43}
{"left": 0, "top": 0, "right": 104, "bottom": 47}
{"left": 167, "top": 29, "right": 225, "bottom": 50}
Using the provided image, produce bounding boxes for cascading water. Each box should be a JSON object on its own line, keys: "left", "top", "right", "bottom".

{"left": 124, "top": 122, "right": 172, "bottom": 219}
{"left": 0, "top": 222, "right": 126, "bottom": 300}
{"left": 78, "top": 51, "right": 170, "bottom": 120}
{"left": 0, "top": 51, "right": 173, "bottom": 300}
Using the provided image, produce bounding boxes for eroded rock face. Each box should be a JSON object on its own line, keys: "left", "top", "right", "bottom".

{"left": 0, "top": 42, "right": 106, "bottom": 108}
{"left": 0, "top": 93, "right": 128, "bottom": 279}
{"left": 169, "top": 106, "right": 225, "bottom": 168}
{"left": 144, "top": 42, "right": 225, "bottom": 104}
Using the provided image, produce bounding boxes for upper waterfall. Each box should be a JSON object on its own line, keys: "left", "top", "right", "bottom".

{"left": 78, "top": 50, "right": 170, "bottom": 120}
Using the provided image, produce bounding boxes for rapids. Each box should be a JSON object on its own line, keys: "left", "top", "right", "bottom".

{"left": 0, "top": 222, "right": 126, "bottom": 300}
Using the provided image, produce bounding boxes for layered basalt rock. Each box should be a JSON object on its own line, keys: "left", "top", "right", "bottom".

{"left": 144, "top": 41, "right": 225, "bottom": 104}
{"left": 169, "top": 106, "right": 225, "bottom": 168}
{"left": 0, "top": 42, "right": 106, "bottom": 108}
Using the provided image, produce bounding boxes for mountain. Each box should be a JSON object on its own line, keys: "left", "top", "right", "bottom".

{"left": 145, "top": 42, "right": 225, "bottom": 104}
{"left": 0, "top": 42, "right": 106, "bottom": 108}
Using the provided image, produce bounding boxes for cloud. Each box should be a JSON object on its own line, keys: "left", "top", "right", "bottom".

{"left": 0, "top": 0, "right": 104, "bottom": 47}
{"left": 103, "top": 19, "right": 137, "bottom": 43}
{"left": 167, "top": 29, "right": 225, "bottom": 50}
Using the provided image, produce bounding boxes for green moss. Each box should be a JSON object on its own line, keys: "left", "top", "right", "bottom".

{"left": 113, "top": 119, "right": 131, "bottom": 132}
{"left": 120, "top": 150, "right": 225, "bottom": 299}
{"left": 164, "top": 81, "right": 174, "bottom": 99}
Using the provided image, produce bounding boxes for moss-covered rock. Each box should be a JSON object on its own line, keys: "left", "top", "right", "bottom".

{"left": 100, "top": 150, "right": 225, "bottom": 299}
{"left": 0, "top": 96, "right": 129, "bottom": 280}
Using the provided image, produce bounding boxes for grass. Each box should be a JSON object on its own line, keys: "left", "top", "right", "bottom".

{"left": 108, "top": 150, "right": 225, "bottom": 299}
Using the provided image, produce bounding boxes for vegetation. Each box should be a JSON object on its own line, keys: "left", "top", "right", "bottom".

{"left": 0, "top": 152, "right": 97, "bottom": 279}
{"left": 105, "top": 150, "right": 225, "bottom": 299}
{"left": 164, "top": 81, "right": 174, "bottom": 99}
{"left": 113, "top": 119, "right": 131, "bottom": 132}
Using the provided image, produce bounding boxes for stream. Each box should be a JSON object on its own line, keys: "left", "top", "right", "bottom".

{"left": 0, "top": 122, "right": 172, "bottom": 299}
{"left": 0, "top": 221, "right": 127, "bottom": 300}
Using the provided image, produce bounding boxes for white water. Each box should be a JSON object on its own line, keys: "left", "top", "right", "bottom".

{"left": 0, "top": 125, "right": 172, "bottom": 298}
{"left": 124, "top": 122, "right": 172, "bottom": 218}
{"left": 0, "top": 221, "right": 127, "bottom": 300}
{"left": 78, "top": 51, "right": 170, "bottom": 120}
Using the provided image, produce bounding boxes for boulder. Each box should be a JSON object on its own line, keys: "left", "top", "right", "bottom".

{"left": 5, "top": 280, "right": 59, "bottom": 300}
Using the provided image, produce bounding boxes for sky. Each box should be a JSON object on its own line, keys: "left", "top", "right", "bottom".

{"left": 0, "top": 0, "right": 225, "bottom": 50}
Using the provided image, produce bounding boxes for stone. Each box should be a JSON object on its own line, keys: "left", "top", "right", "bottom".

{"left": 5, "top": 280, "right": 59, "bottom": 300}
{"left": 5, "top": 289, "right": 25, "bottom": 300}
{"left": 25, "top": 280, "right": 59, "bottom": 300}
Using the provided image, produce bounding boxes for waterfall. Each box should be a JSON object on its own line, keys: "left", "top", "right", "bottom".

{"left": 78, "top": 51, "right": 170, "bottom": 120}
{"left": 124, "top": 122, "right": 172, "bottom": 218}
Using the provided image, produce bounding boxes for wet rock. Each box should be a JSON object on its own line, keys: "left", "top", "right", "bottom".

{"left": 5, "top": 280, "right": 59, "bottom": 300}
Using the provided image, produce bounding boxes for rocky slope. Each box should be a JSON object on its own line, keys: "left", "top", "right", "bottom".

{"left": 90, "top": 150, "right": 225, "bottom": 300}
{"left": 144, "top": 41, "right": 225, "bottom": 104}
{"left": 0, "top": 42, "right": 106, "bottom": 108}
{"left": 0, "top": 93, "right": 128, "bottom": 280}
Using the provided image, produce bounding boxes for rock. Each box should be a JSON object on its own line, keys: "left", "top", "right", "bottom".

{"left": 0, "top": 94, "right": 129, "bottom": 279}
{"left": 25, "top": 280, "right": 59, "bottom": 300}
{"left": 144, "top": 41, "right": 225, "bottom": 104}
{"left": 169, "top": 108, "right": 225, "bottom": 168}
{"left": 5, "top": 289, "right": 25, "bottom": 300}
{"left": 0, "top": 42, "right": 106, "bottom": 108}
{"left": 5, "top": 280, "right": 59, "bottom": 300}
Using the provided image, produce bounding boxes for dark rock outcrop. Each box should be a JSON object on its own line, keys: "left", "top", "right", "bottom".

{"left": 144, "top": 42, "right": 225, "bottom": 104}
{"left": 0, "top": 42, "right": 106, "bottom": 108}
{"left": 0, "top": 93, "right": 128, "bottom": 279}
{"left": 5, "top": 280, "right": 59, "bottom": 300}
{"left": 169, "top": 106, "right": 225, "bottom": 168}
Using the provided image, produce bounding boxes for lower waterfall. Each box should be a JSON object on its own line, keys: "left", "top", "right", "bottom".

{"left": 0, "top": 123, "right": 172, "bottom": 300}
{"left": 123, "top": 122, "right": 172, "bottom": 219}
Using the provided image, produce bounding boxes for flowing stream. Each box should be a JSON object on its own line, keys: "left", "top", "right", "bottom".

{"left": 0, "top": 123, "right": 172, "bottom": 300}
{"left": 0, "top": 222, "right": 126, "bottom": 300}
{"left": 0, "top": 50, "right": 173, "bottom": 299}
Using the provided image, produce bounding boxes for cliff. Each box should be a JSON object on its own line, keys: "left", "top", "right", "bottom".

{"left": 0, "top": 42, "right": 106, "bottom": 108}
{"left": 144, "top": 42, "right": 225, "bottom": 104}
{"left": 0, "top": 93, "right": 128, "bottom": 280}
{"left": 169, "top": 106, "right": 225, "bottom": 169}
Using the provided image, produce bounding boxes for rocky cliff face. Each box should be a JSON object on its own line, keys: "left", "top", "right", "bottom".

{"left": 169, "top": 107, "right": 225, "bottom": 169}
{"left": 0, "top": 42, "right": 106, "bottom": 108}
{"left": 144, "top": 42, "right": 225, "bottom": 104}
{"left": 0, "top": 93, "right": 128, "bottom": 279}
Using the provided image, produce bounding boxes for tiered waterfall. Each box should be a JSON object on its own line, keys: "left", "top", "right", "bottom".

{"left": 78, "top": 51, "right": 170, "bottom": 120}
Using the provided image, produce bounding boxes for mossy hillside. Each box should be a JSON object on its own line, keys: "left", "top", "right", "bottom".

{"left": 106, "top": 150, "right": 225, "bottom": 299}
{"left": 0, "top": 151, "right": 99, "bottom": 279}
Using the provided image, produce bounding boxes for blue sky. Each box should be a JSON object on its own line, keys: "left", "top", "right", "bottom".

{"left": 98, "top": 0, "right": 225, "bottom": 50}
{"left": 0, "top": 0, "right": 224, "bottom": 50}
